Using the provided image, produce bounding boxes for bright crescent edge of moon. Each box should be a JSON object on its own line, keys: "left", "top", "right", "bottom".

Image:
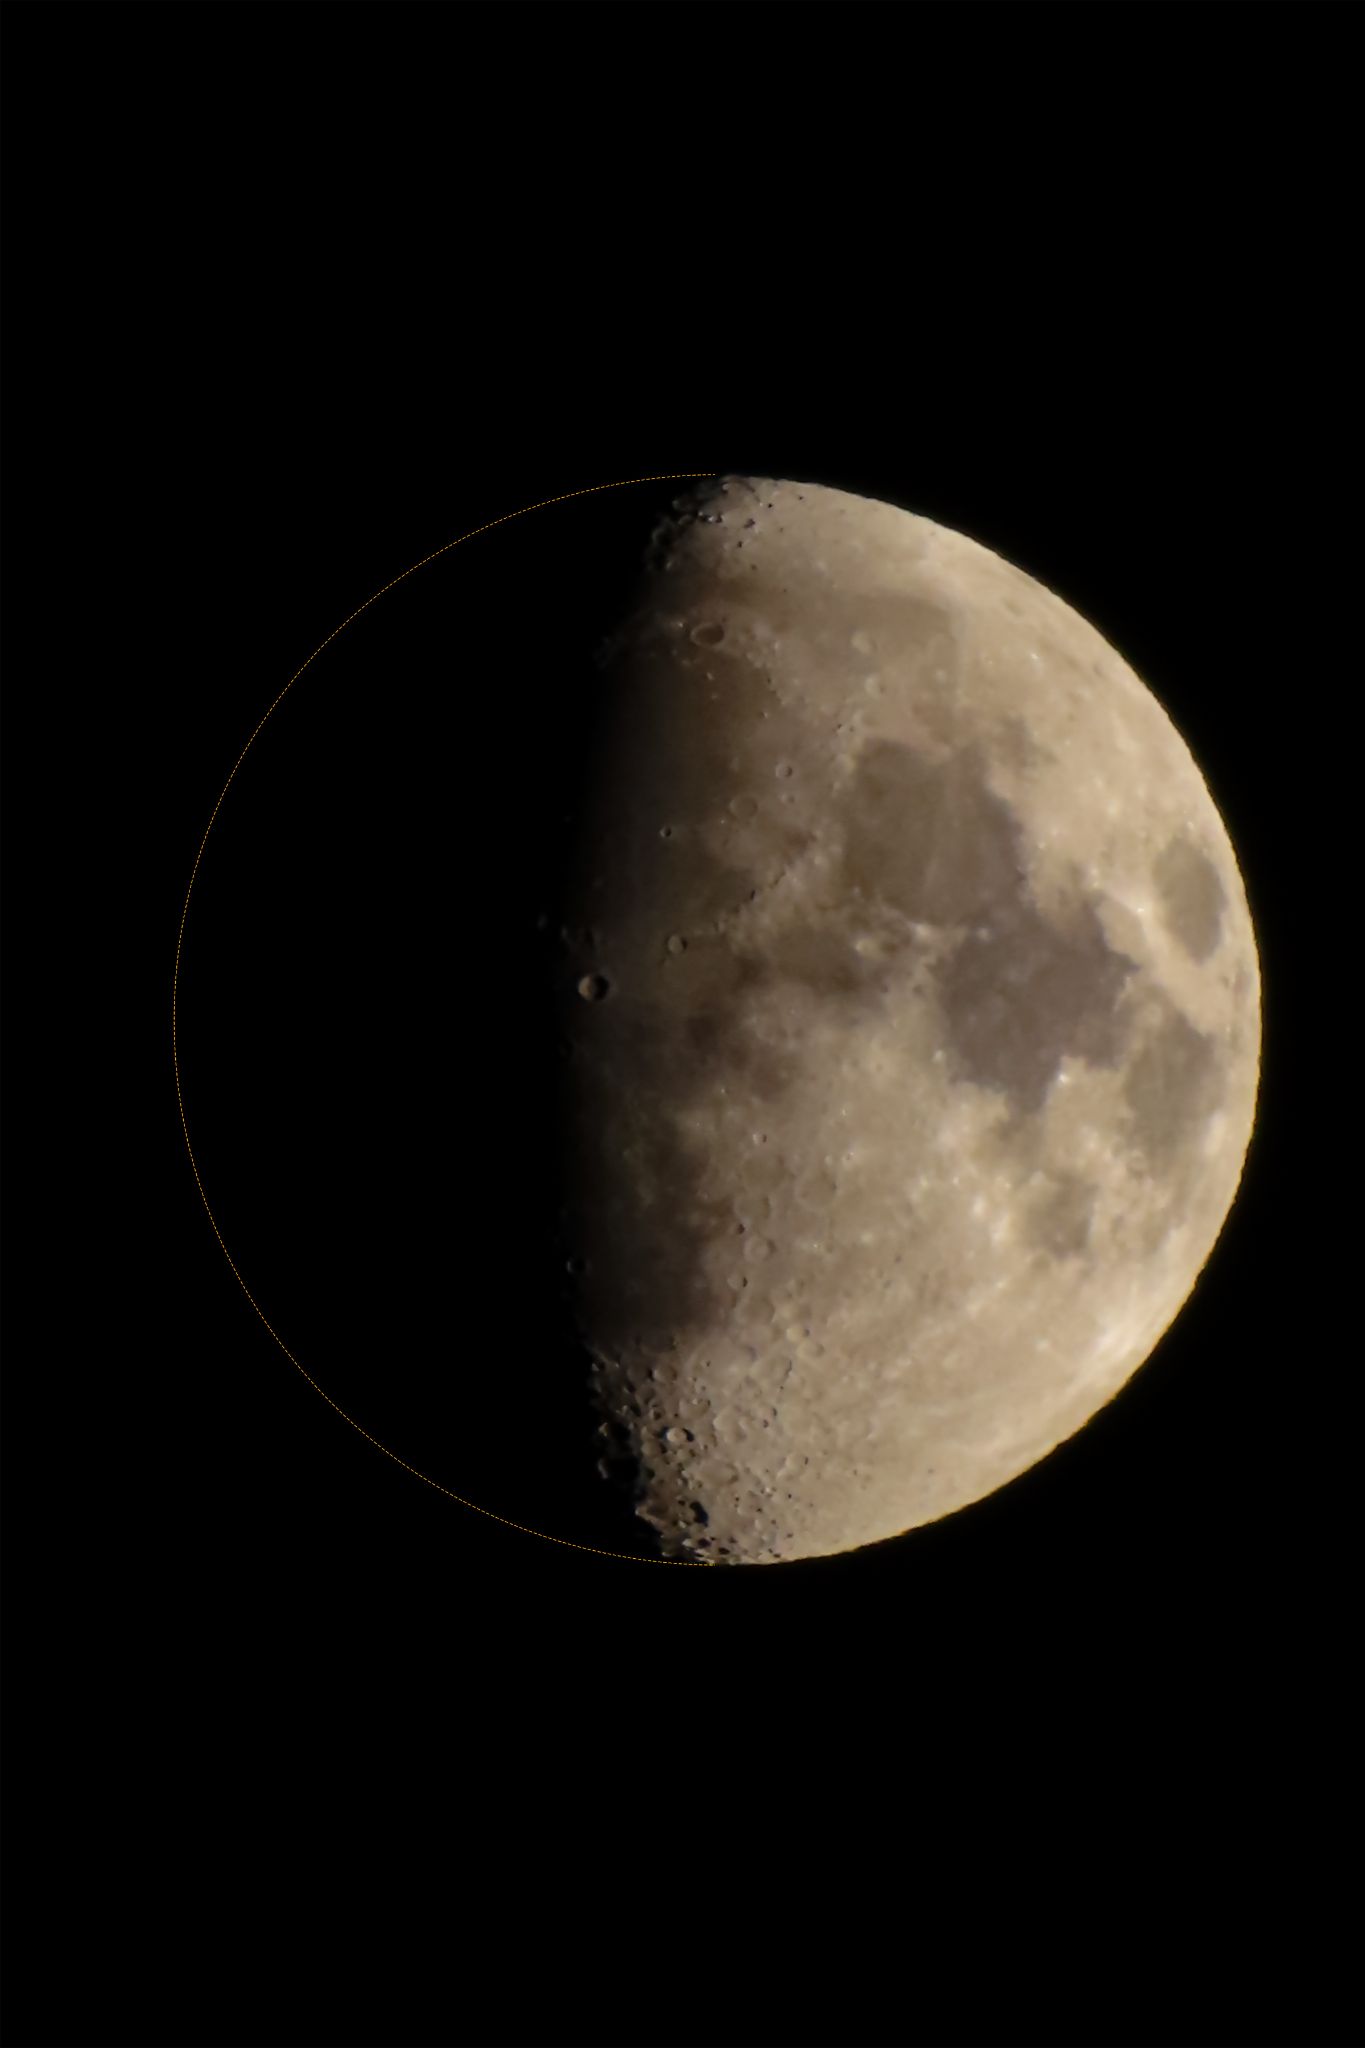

{"left": 560, "top": 476, "right": 1261, "bottom": 1566}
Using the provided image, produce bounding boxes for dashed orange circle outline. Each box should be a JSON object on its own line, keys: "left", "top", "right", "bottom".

{"left": 172, "top": 474, "right": 719, "bottom": 1564}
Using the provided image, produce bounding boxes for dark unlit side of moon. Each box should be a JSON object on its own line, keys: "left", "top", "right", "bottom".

{"left": 558, "top": 477, "right": 1260, "bottom": 1565}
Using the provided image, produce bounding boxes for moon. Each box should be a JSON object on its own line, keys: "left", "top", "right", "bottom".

{"left": 558, "top": 475, "right": 1260, "bottom": 1564}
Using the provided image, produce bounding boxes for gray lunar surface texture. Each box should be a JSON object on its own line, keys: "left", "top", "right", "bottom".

{"left": 559, "top": 474, "right": 1260, "bottom": 1565}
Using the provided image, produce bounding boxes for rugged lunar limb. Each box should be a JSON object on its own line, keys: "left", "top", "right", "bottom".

{"left": 560, "top": 476, "right": 1261, "bottom": 1565}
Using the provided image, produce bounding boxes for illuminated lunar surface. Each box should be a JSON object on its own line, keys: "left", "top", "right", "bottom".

{"left": 559, "top": 476, "right": 1260, "bottom": 1565}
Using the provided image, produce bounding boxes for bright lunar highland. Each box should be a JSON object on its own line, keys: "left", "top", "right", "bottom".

{"left": 560, "top": 476, "right": 1260, "bottom": 1564}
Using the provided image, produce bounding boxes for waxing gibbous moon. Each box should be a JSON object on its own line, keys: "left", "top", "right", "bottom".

{"left": 558, "top": 476, "right": 1260, "bottom": 1565}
